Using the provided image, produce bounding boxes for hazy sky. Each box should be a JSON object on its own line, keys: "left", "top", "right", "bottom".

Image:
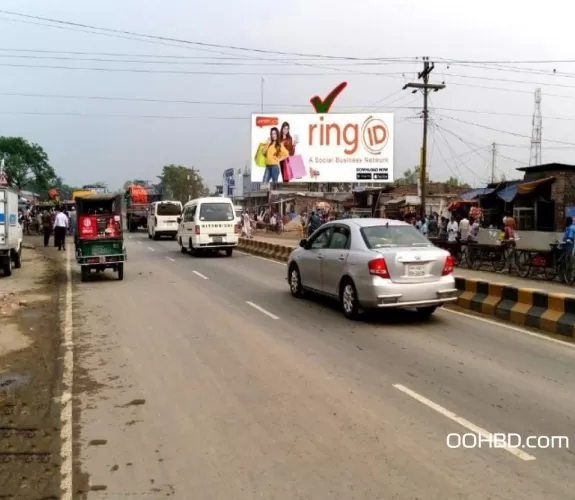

{"left": 1, "top": 0, "right": 574, "bottom": 190}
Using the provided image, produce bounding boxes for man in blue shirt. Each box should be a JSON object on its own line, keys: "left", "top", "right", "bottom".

{"left": 562, "top": 217, "right": 575, "bottom": 255}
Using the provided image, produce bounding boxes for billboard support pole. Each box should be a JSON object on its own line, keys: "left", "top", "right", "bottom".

{"left": 402, "top": 58, "right": 445, "bottom": 219}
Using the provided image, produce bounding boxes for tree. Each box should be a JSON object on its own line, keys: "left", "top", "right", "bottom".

{"left": 157, "top": 165, "right": 207, "bottom": 203}
{"left": 445, "top": 176, "right": 471, "bottom": 190}
{"left": 0, "top": 137, "right": 55, "bottom": 192}
{"left": 394, "top": 166, "right": 429, "bottom": 186}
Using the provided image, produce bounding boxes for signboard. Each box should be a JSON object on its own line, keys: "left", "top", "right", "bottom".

{"left": 82, "top": 184, "right": 108, "bottom": 194}
{"left": 224, "top": 168, "right": 235, "bottom": 196}
{"left": 78, "top": 216, "right": 98, "bottom": 238}
{"left": 0, "top": 170, "right": 8, "bottom": 187}
{"left": 251, "top": 113, "right": 394, "bottom": 184}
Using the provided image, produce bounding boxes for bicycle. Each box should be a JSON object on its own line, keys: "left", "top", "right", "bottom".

{"left": 545, "top": 241, "right": 575, "bottom": 284}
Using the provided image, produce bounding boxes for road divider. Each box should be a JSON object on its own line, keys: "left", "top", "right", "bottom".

{"left": 238, "top": 238, "right": 575, "bottom": 339}
{"left": 238, "top": 237, "right": 294, "bottom": 262}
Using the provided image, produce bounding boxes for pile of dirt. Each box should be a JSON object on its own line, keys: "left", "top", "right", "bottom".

{"left": 0, "top": 247, "right": 63, "bottom": 499}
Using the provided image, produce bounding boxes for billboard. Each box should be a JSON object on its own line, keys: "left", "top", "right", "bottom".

{"left": 251, "top": 113, "right": 393, "bottom": 184}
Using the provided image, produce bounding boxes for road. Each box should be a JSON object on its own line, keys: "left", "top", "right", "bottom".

{"left": 70, "top": 232, "right": 575, "bottom": 499}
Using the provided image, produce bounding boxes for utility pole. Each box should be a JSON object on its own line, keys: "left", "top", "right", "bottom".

{"left": 403, "top": 57, "right": 445, "bottom": 219}
{"left": 490, "top": 142, "right": 497, "bottom": 184}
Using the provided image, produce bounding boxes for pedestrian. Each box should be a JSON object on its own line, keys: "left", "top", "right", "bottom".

{"left": 41, "top": 210, "right": 52, "bottom": 247}
{"left": 53, "top": 207, "right": 69, "bottom": 251}
{"left": 447, "top": 216, "right": 459, "bottom": 242}
{"left": 242, "top": 211, "right": 252, "bottom": 239}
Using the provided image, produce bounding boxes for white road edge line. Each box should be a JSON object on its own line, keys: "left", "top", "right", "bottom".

{"left": 439, "top": 307, "right": 575, "bottom": 349}
{"left": 192, "top": 270, "right": 209, "bottom": 280}
{"left": 166, "top": 257, "right": 175, "bottom": 262}
{"left": 393, "top": 384, "right": 536, "bottom": 461}
{"left": 60, "top": 246, "right": 74, "bottom": 498}
{"left": 147, "top": 246, "right": 155, "bottom": 251}
{"left": 237, "top": 250, "right": 575, "bottom": 348}
{"left": 246, "top": 301, "right": 280, "bottom": 320}
{"left": 236, "top": 250, "right": 287, "bottom": 266}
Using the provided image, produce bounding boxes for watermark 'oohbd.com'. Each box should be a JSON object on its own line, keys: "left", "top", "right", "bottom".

{"left": 447, "top": 433, "right": 569, "bottom": 449}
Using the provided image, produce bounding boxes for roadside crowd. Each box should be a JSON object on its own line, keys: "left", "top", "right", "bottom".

{"left": 19, "top": 206, "right": 76, "bottom": 251}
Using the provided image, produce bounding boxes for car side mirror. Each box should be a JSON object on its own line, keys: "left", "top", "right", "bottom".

{"left": 299, "top": 238, "right": 307, "bottom": 248}
{"left": 177, "top": 217, "right": 182, "bottom": 224}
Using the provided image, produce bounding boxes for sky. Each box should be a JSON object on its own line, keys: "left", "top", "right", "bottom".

{"left": 1, "top": 0, "right": 574, "bottom": 190}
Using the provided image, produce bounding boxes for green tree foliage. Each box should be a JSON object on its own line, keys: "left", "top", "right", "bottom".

{"left": 394, "top": 166, "right": 429, "bottom": 186}
{"left": 0, "top": 137, "right": 56, "bottom": 192}
{"left": 157, "top": 165, "right": 208, "bottom": 203}
{"left": 445, "top": 176, "right": 471, "bottom": 190}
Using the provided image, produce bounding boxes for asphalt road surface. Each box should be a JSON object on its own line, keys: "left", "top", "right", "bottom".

{"left": 71, "top": 232, "right": 575, "bottom": 499}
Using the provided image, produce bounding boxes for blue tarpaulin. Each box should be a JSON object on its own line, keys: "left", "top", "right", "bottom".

{"left": 496, "top": 182, "right": 522, "bottom": 202}
{"left": 457, "top": 187, "right": 494, "bottom": 199}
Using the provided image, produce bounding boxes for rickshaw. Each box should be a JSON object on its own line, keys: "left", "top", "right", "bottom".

{"left": 74, "top": 193, "right": 126, "bottom": 282}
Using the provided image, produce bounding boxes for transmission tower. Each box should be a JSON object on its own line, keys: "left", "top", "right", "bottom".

{"left": 529, "top": 88, "right": 542, "bottom": 166}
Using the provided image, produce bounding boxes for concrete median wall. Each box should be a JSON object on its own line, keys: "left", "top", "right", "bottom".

{"left": 238, "top": 238, "right": 575, "bottom": 338}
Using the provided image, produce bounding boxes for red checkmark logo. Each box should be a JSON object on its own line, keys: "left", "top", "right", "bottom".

{"left": 310, "top": 82, "right": 348, "bottom": 113}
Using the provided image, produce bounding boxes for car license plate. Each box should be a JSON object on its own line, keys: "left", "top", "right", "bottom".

{"left": 407, "top": 264, "right": 425, "bottom": 277}
{"left": 212, "top": 236, "right": 223, "bottom": 243}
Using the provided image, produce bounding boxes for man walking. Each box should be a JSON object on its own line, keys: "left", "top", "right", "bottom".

{"left": 53, "top": 208, "right": 69, "bottom": 251}
{"left": 41, "top": 210, "right": 52, "bottom": 247}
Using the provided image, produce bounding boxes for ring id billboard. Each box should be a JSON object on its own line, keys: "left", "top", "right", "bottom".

{"left": 251, "top": 113, "right": 394, "bottom": 184}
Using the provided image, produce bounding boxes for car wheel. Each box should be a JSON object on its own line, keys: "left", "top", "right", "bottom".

{"left": 13, "top": 248, "right": 22, "bottom": 269}
{"left": 415, "top": 306, "right": 437, "bottom": 319}
{"left": 153, "top": 233, "right": 160, "bottom": 241}
{"left": 225, "top": 248, "right": 233, "bottom": 257}
{"left": 3, "top": 258, "right": 12, "bottom": 277}
{"left": 148, "top": 232, "right": 152, "bottom": 239}
{"left": 178, "top": 238, "right": 186, "bottom": 253}
{"left": 289, "top": 264, "right": 303, "bottom": 298}
{"left": 340, "top": 279, "right": 360, "bottom": 320}
{"left": 189, "top": 238, "right": 197, "bottom": 256}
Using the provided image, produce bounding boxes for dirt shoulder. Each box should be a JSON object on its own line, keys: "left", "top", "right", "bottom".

{"left": 0, "top": 237, "right": 64, "bottom": 499}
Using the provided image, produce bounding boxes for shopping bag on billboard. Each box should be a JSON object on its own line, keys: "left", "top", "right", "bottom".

{"left": 281, "top": 160, "right": 293, "bottom": 182}
{"left": 287, "top": 155, "right": 306, "bottom": 179}
{"left": 254, "top": 143, "right": 267, "bottom": 168}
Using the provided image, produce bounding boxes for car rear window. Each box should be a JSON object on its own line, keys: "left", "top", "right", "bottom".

{"left": 156, "top": 203, "right": 181, "bottom": 216}
{"left": 360, "top": 225, "right": 430, "bottom": 248}
{"left": 199, "top": 203, "right": 234, "bottom": 222}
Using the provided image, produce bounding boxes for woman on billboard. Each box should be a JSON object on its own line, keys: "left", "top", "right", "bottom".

{"left": 279, "top": 121, "right": 297, "bottom": 182}
{"left": 262, "top": 127, "right": 289, "bottom": 188}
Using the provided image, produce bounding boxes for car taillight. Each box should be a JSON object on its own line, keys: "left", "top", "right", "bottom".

{"left": 234, "top": 224, "right": 240, "bottom": 234}
{"left": 154, "top": 216, "right": 157, "bottom": 225}
{"left": 194, "top": 225, "right": 200, "bottom": 235}
{"left": 368, "top": 257, "right": 389, "bottom": 278}
{"left": 442, "top": 255, "right": 454, "bottom": 275}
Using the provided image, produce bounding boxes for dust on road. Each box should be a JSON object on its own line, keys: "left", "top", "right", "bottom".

{"left": 0, "top": 243, "right": 64, "bottom": 499}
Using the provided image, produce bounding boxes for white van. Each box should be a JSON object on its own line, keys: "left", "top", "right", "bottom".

{"left": 234, "top": 205, "right": 243, "bottom": 225}
{"left": 177, "top": 197, "right": 238, "bottom": 256}
{"left": 148, "top": 200, "right": 182, "bottom": 240}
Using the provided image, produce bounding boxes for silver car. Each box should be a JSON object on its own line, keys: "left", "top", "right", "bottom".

{"left": 287, "top": 218, "right": 458, "bottom": 319}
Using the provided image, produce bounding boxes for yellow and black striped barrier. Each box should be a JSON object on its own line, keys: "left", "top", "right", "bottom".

{"left": 455, "top": 277, "right": 575, "bottom": 337}
{"left": 238, "top": 238, "right": 575, "bottom": 338}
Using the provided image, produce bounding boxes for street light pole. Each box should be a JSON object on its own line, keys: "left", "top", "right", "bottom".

{"left": 261, "top": 77, "right": 265, "bottom": 113}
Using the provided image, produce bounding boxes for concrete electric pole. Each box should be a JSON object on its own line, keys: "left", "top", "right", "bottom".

{"left": 403, "top": 57, "right": 445, "bottom": 218}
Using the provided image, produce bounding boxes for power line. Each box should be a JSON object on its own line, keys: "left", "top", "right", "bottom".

{"left": 0, "top": 90, "right": 424, "bottom": 111}
{"left": 435, "top": 113, "right": 575, "bottom": 147}
{"left": 0, "top": 62, "right": 409, "bottom": 76}
{"left": 0, "top": 10, "right": 411, "bottom": 62}
{"left": 421, "top": 106, "right": 575, "bottom": 122}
